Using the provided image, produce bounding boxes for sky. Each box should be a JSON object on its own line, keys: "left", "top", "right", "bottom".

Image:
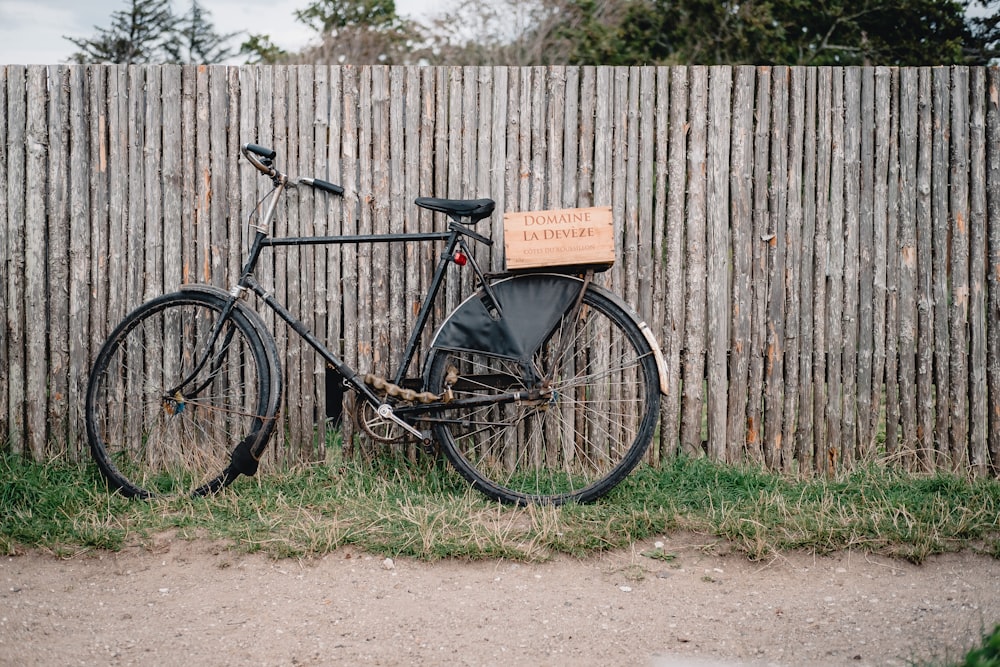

{"left": 0, "top": 0, "right": 436, "bottom": 65}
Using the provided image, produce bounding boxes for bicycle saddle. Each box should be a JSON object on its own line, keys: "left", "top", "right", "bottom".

{"left": 415, "top": 197, "right": 495, "bottom": 223}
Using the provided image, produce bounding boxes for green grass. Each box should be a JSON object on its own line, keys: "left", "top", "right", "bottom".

{"left": 1, "top": 450, "right": 998, "bottom": 564}
{"left": 958, "top": 625, "right": 1000, "bottom": 667}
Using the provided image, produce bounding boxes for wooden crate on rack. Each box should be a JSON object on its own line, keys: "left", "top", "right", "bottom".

{"left": 502, "top": 206, "right": 615, "bottom": 271}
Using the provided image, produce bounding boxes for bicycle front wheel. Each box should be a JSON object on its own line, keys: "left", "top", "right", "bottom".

{"left": 86, "top": 290, "right": 278, "bottom": 498}
{"left": 425, "top": 282, "right": 661, "bottom": 505}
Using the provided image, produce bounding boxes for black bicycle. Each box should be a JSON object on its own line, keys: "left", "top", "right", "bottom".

{"left": 85, "top": 143, "right": 667, "bottom": 505}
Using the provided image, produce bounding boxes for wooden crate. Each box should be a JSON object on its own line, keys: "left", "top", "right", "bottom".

{"left": 502, "top": 206, "right": 615, "bottom": 271}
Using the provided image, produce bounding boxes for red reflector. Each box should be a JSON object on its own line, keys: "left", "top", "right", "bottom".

{"left": 453, "top": 251, "right": 468, "bottom": 266}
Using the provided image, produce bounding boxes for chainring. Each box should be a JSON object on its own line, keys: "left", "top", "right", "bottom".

{"left": 353, "top": 398, "right": 409, "bottom": 444}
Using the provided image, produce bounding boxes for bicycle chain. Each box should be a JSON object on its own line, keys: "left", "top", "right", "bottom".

{"left": 363, "top": 374, "right": 441, "bottom": 404}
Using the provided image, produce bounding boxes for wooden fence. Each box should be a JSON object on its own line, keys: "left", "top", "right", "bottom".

{"left": 2, "top": 64, "right": 999, "bottom": 475}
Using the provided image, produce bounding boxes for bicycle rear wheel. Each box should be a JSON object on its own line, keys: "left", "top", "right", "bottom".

{"left": 86, "top": 290, "right": 279, "bottom": 498}
{"left": 425, "top": 281, "right": 660, "bottom": 505}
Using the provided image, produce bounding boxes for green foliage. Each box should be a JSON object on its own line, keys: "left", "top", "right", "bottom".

{"left": 294, "top": 0, "right": 401, "bottom": 33}
{"left": 960, "top": 625, "right": 1000, "bottom": 666}
{"left": 290, "top": 0, "right": 422, "bottom": 64}
{"left": 239, "top": 34, "right": 289, "bottom": 64}
{"left": 558, "top": 0, "right": 1000, "bottom": 65}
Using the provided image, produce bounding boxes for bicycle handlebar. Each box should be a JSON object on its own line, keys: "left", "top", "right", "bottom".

{"left": 241, "top": 142, "right": 344, "bottom": 197}
{"left": 245, "top": 143, "right": 276, "bottom": 160}
{"left": 299, "top": 177, "right": 345, "bottom": 196}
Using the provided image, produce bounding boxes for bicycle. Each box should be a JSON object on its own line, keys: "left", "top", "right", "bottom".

{"left": 85, "top": 143, "right": 668, "bottom": 505}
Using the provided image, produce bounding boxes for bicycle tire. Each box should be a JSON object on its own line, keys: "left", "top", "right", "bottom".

{"left": 425, "top": 278, "right": 660, "bottom": 505}
{"left": 86, "top": 289, "right": 280, "bottom": 498}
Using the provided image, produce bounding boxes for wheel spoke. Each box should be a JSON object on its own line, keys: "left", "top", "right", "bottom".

{"left": 86, "top": 293, "right": 275, "bottom": 498}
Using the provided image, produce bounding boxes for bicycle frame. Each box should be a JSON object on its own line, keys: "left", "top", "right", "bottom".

{"left": 200, "top": 168, "right": 537, "bottom": 442}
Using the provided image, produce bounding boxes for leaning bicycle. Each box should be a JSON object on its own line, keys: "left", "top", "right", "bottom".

{"left": 85, "top": 143, "right": 668, "bottom": 505}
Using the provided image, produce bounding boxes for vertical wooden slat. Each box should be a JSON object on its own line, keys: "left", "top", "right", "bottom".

{"left": 651, "top": 66, "right": 669, "bottom": 465}
{"left": 637, "top": 67, "right": 656, "bottom": 324}
{"left": 0, "top": 66, "right": 9, "bottom": 448}
{"left": 986, "top": 67, "right": 1000, "bottom": 475}
{"left": 546, "top": 66, "right": 566, "bottom": 209}
{"left": 180, "top": 65, "right": 197, "bottom": 289}
{"left": 872, "top": 68, "right": 893, "bottom": 454}
{"left": 812, "top": 68, "right": 833, "bottom": 474}
{"left": 782, "top": 67, "right": 805, "bottom": 473}
{"left": 318, "top": 65, "right": 338, "bottom": 453}
{"left": 619, "top": 67, "right": 638, "bottom": 312}
{"left": 825, "top": 68, "right": 846, "bottom": 471}
{"left": 371, "top": 65, "right": 391, "bottom": 387}
{"left": 126, "top": 66, "right": 146, "bottom": 310}
{"left": 968, "top": 67, "right": 988, "bottom": 475}
{"left": 47, "top": 67, "right": 71, "bottom": 452}
{"left": 593, "top": 68, "right": 612, "bottom": 209}
{"left": 270, "top": 65, "right": 295, "bottom": 457}
{"left": 897, "top": 68, "right": 919, "bottom": 465}
{"left": 948, "top": 66, "right": 971, "bottom": 469}
{"left": 931, "top": 66, "right": 952, "bottom": 463}
{"left": 428, "top": 67, "right": 449, "bottom": 337}
{"left": 681, "top": 66, "right": 708, "bottom": 455}
{"left": 562, "top": 67, "right": 580, "bottom": 211}
{"left": 871, "top": 67, "right": 892, "bottom": 454}
{"left": 340, "top": 64, "right": 359, "bottom": 367}
{"left": 747, "top": 66, "right": 771, "bottom": 465}
{"left": 797, "top": 67, "right": 818, "bottom": 472}
{"left": 144, "top": 66, "right": 163, "bottom": 302}
{"left": 475, "top": 68, "right": 494, "bottom": 269}
{"left": 882, "top": 68, "right": 901, "bottom": 458}
{"left": 706, "top": 66, "right": 731, "bottom": 461}
{"left": 25, "top": 66, "right": 49, "bottom": 459}
{"left": 6, "top": 66, "right": 27, "bottom": 455}
{"left": 916, "top": 68, "right": 936, "bottom": 470}
{"left": 87, "top": 65, "right": 109, "bottom": 384}
{"left": 841, "top": 67, "right": 862, "bottom": 467}
{"left": 418, "top": 67, "right": 438, "bottom": 354}
{"left": 661, "top": 66, "right": 687, "bottom": 461}
{"left": 727, "top": 66, "right": 754, "bottom": 464}
{"left": 106, "top": 65, "right": 128, "bottom": 345}
{"left": 577, "top": 67, "right": 595, "bottom": 209}
{"left": 253, "top": 66, "right": 277, "bottom": 456}
{"left": 763, "top": 67, "right": 788, "bottom": 470}
{"left": 490, "top": 66, "right": 509, "bottom": 274}
{"left": 68, "top": 65, "right": 92, "bottom": 460}
{"left": 297, "top": 65, "right": 318, "bottom": 457}
{"left": 207, "top": 64, "right": 228, "bottom": 287}
{"left": 856, "top": 67, "right": 876, "bottom": 459}
{"left": 0, "top": 65, "right": 9, "bottom": 448}
{"left": 387, "top": 66, "right": 407, "bottom": 387}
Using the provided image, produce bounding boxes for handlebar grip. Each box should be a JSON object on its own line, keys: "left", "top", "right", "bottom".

{"left": 300, "top": 177, "right": 345, "bottom": 196}
{"left": 244, "top": 143, "right": 276, "bottom": 160}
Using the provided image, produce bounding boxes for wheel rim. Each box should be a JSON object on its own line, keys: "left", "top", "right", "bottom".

{"left": 88, "top": 297, "right": 270, "bottom": 497}
{"left": 428, "top": 292, "right": 657, "bottom": 504}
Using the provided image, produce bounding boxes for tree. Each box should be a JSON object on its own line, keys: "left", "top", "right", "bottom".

{"left": 420, "top": 0, "right": 574, "bottom": 65}
{"left": 240, "top": 34, "right": 289, "bottom": 65}
{"left": 170, "top": 0, "right": 239, "bottom": 64}
{"left": 292, "top": 0, "right": 422, "bottom": 64}
{"left": 559, "top": 0, "right": 1000, "bottom": 66}
{"left": 67, "top": 0, "right": 179, "bottom": 65}
{"left": 66, "top": 0, "right": 238, "bottom": 65}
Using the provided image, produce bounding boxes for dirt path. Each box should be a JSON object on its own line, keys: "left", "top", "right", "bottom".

{"left": 1, "top": 535, "right": 997, "bottom": 666}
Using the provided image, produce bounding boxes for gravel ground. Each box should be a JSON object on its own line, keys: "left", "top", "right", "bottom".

{"left": 1, "top": 534, "right": 997, "bottom": 666}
